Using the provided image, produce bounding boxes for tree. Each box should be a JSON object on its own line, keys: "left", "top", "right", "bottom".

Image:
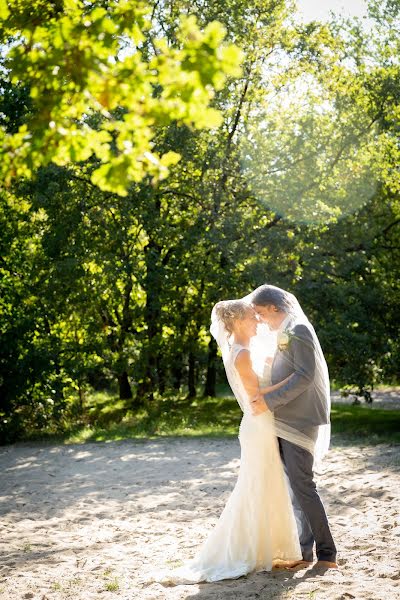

{"left": 1, "top": 0, "right": 399, "bottom": 443}
{"left": 0, "top": 0, "right": 242, "bottom": 194}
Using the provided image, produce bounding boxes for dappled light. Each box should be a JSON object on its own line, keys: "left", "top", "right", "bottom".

{"left": 1, "top": 438, "right": 399, "bottom": 598}
{"left": 0, "top": 0, "right": 399, "bottom": 598}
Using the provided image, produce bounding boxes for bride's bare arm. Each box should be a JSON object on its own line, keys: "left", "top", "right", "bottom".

{"left": 235, "top": 350, "right": 293, "bottom": 414}
{"left": 234, "top": 350, "right": 268, "bottom": 414}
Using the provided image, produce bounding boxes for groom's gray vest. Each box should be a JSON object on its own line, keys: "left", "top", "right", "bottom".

{"left": 265, "top": 321, "right": 330, "bottom": 430}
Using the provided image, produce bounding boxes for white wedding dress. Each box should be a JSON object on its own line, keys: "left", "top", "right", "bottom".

{"left": 159, "top": 343, "right": 301, "bottom": 584}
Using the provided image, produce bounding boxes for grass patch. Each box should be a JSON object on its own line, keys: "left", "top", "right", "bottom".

{"left": 103, "top": 568, "right": 113, "bottom": 577}
{"left": 51, "top": 582, "right": 62, "bottom": 591}
{"left": 25, "top": 393, "right": 241, "bottom": 444}
{"left": 67, "top": 578, "right": 82, "bottom": 589}
{"left": 165, "top": 558, "right": 184, "bottom": 568}
{"left": 331, "top": 403, "right": 400, "bottom": 444}
{"left": 79, "top": 394, "right": 240, "bottom": 442}
{"left": 20, "top": 391, "right": 400, "bottom": 446}
{"left": 104, "top": 578, "right": 120, "bottom": 592}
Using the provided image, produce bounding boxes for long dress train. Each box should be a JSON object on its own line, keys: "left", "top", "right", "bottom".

{"left": 159, "top": 344, "right": 301, "bottom": 583}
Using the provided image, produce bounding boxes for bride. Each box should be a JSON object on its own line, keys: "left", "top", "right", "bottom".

{"left": 162, "top": 299, "right": 302, "bottom": 584}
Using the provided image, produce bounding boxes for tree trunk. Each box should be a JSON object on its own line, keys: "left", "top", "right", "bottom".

{"left": 203, "top": 338, "right": 217, "bottom": 397}
{"left": 172, "top": 362, "right": 182, "bottom": 391}
{"left": 187, "top": 351, "right": 196, "bottom": 399}
{"left": 136, "top": 237, "right": 162, "bottom": 399}
{"left": 157, "top": 356, "right": 166, "bottom": 395}
{"left": 78, "top": 381, "right": 84, "bottom": 412}
{"left": 118, "top": 371, "right": 133, "bottom": 400}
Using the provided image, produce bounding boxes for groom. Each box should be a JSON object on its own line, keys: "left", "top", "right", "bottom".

{"left": 251, "top": 284, "right": 337, "bottom": 570}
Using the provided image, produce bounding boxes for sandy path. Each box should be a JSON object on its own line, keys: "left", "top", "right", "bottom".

{"left": 331, "top": 387, "right": 400, "bottom": 410}
{"left": 0, "top": 437, "right": 399, "bottom": 600}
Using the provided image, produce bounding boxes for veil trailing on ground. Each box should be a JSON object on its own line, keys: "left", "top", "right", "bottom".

{"left": 210, "top": 287, "right": 331, "bottom": 463}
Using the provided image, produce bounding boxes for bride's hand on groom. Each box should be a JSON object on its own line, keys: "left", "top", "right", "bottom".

{"left": 251, "top": 393, "right": 269, "bottom": 416}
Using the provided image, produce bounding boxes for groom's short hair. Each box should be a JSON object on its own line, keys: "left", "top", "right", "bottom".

{"left": 251, "top": 285, "right": 292, "bottom": 313}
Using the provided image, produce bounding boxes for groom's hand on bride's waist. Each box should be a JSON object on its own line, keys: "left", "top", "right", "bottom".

{"left": 251, "top": 394, "right": 269, "bottom": 415}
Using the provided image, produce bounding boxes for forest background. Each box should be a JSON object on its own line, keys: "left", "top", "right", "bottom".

{"left": 0, "top": 0, "right": 399, "bottom": 444}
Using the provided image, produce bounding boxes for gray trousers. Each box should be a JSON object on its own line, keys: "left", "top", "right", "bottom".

{"left": 278, "top": 437, "right": 337, "bottom": 562}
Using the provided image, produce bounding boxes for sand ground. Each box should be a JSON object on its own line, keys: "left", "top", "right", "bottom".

{"left": 0, "top": 434, "right": 399, "bottom": 600}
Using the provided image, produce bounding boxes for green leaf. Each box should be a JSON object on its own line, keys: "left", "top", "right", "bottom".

{"left": 0, "top": 0, "right": 9, "bottom": 19}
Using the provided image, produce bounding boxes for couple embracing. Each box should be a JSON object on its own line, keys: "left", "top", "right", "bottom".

{"left": 164, "top": 284, "right": 337, "bottom": 584}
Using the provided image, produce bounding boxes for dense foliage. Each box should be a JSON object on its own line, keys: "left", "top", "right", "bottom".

{"left": 0, "top": 0, "right": 242, "bottom": 193}
{"left": 0, "top": 0, "right": 399, "bottom": 442}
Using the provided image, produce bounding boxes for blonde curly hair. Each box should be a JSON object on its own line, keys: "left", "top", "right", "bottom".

{"left": 214, "top": 300, "right": 252, "bottom": 336}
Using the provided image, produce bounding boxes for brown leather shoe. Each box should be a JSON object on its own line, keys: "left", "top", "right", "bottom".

{"left": 314, "top": 560, "right": 338, "bottom": 570}
{"left": 286, "top": 560, "right": 314, "bottom": 571}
